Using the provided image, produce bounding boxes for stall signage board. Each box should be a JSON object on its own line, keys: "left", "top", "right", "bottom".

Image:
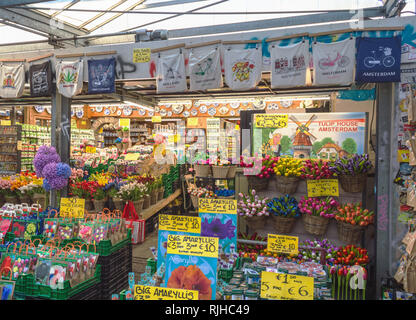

{"left": 152, "top": 116, "right": 162, "bottom": 123}
{"left": 159, "top": 214, "right": 201, "bottom": 234}
{"left": 119, "top": 118, "right": 130, "bottom": 128}
{"left": 267, "top": 234, "right": 298, "bottom": 255}
{"left": 166, "top": 234, "right": 219, "bottom": 258}
{"left": 60, "top": 197, "right": 85, "bottom": 218}
{"left": 134, "top": 285, "right": 198, "bottom": 300}
{"left": 133, "top": 48, "right": 151, "bottom": 63}
{"left": 198, "top": 198, "right": 237, "bottom": 214}
{"left": 85, "top": 146, "right": 96, "bottom": 153}
{"left": 260, "top": 271, "right": 314, "bottom": 300}
{"left": 254, "top": 114, "right": 288, "bottom": 128}
{"left": 306, "top": 179, "right": 339, "bottom": 197}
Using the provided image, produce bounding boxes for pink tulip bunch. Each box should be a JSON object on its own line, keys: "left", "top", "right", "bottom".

{"left": 298, "top": 196, "right": 339, "bottom": 219}
{"left": 300, "top": 159, "right": 335, "bottom": 180}
{"left": 237, "top": 189, "right": 269, "bottom": 217}
{"left": 240, "top": 154, "right": 278, "bottom": 179}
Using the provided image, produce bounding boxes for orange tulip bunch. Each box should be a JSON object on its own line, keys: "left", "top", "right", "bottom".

{"left": 335, "top": 202, "right": 374, "bottom": 227}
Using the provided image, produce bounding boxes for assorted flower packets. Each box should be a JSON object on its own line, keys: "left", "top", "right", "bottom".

{"left": 0, "top": 217, "right": 12, "bottom": 240}
{"left": 78, "top": 222, "right": 94, "bottom": 243}
{"left": 11, "top": 221, "right": 26, "bottom": 238}
{"left": 43, "top": 218, "right": 59, "bottom": 238}
{"left": 57, "top": 221, "right": 75, "bottom": 240}
{"left": 92, "top": 223, "right": 108, "bottom": 243}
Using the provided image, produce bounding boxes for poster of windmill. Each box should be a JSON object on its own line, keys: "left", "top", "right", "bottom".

{"left": 252, "top": 112, "right": 367, "bottom": 160}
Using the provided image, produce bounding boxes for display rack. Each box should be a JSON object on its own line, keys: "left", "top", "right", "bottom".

{"left": 21, "top": 124, "right": 51, "bottom": 172}
{"left": 0, "top": 125, "right": 21, "bottom": 175}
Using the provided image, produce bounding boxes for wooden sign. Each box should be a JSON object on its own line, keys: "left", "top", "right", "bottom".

{"left": 267, "top": 234, "right": 298, "bottom": 255}
{"left": 306, "top": 179, "right": 339, "bottom": 197}
{"left": 134, "top": 285, "right": 198, "bottom": 300}
{"left": 133, "top": 48, "right": 151, "bottom": 63}
{"left": 260, "top": 271, "right": 314, "bottom": 300}
{"left": 159, "top": 214, "right": 201, "bottom": 233}
{"left": 198, "top": 198, "right": 237, "bottom": 214}
{"left": 254, "top": 114, "right": 288, "bottom": 128}
{"left": 60, "top": 197, "right": 85, "bottom": 218}
{"left": 166, "top": 234, "right": 219, "bottom": 258}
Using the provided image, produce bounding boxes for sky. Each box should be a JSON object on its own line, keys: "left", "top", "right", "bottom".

{"left": 0, "top": 0, "right": 414, "bottom": 44}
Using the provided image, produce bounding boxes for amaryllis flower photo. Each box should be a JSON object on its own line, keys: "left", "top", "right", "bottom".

{"left": 201, "top": 218, "right": 236, "bottom": 240}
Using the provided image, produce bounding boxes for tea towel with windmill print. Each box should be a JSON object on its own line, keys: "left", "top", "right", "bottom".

{"left": 56, "top": 60, "right": 84, "bottom": 98}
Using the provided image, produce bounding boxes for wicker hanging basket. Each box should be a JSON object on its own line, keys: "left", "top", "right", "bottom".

{"left": 158, "top": 187, "right": 165, "bottom": 201}
{"left": 336, "top": 221, "right": 365, "bottom": 243}
{"left": 142, "top": 195, "right": 151, "bottom": 209}
{"left": 19, "top": 194, "right": 32, "bottom": 205}
{"left": 190, "top": 194, "right": 199, "bottom": 209}
{"left": 227, "top": 165, "right": 237, "bottom": 179}
{"left": 113, "top": 198, "right": 126, "bottom": 212}
{"left": 338, "top": 173, "right": 367, "bottom": 193}
{"left": 244, "top": 215, "right": 267, "bottom": 230}
{"left": 272, "top": 215, "right": 297, "bottom": 234}
{"left": 247, "top": 176, "right": 270, "bottom": 191}
{"left": 150, "top": 190, "right": 158, "bottom": 205}
{"left": 212, "top": 165, "right": 229, "bottom": 179}
{"left": 133, "top": 199, "right": 144, "bottom": 214}
{"left": 302, "top": 214, "right": 330, "bottom": 236}
{"left": 194, "top": 164, "right": 211, "bottom": 177}
{"left": 274, "top": 176, "right": 300, "bottom": 195}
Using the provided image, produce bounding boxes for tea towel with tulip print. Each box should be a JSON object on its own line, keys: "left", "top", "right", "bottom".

{"left": 224, "top": 47, "right": 262, "bottom": 91}
{"left": 56, "top": 60, "right": 83, "bottom": 98}
{"left": 0, "top": 64, "right": 25, "bottom": 98}
{"left": 312, "top": 38, "right": 355, "bottom": 86}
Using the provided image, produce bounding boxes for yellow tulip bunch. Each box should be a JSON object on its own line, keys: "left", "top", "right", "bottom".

{"left": 273, "top": 158, "right": 303, "bottom": 177}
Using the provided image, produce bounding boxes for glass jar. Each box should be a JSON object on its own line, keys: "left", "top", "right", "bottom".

{"left": 231, "top": 288, "right": 244, "bottom": 300}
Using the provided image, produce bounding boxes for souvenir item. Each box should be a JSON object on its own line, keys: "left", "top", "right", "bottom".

{"left": 167, "top": 111, "right": 172, "bottom": 117}
{"left": 172, "top": 104, "right": 184, "bottom": 114}
{"left": 34, "top": 105, "right": 44, "bottom": 113}
{"left": 139, "top": 109, "right": 146, "bottom": 116}
{"left": 208, "top": 107, "right": 217, "bottom": 116}
{"left": 219, "top": 106, "right": 229, "bottom": 114}
{"left": 148, "top": 110, "right": 154, "bottom": 117}
{"left": 0, "top": 64, "right": 25, "bottom": 98}
{"left": 95, "top": 106, "right": 103, "bottom": 113}
{"left": 76, "top": 109, "right": 84, "bottom": 118}
{"left": 29, "top": 60, "right": 52, "bottom": 97}
{"left": 183, "top": 111, "right": 190, "bottom": 117}
{"left": 189, "top": 46, "right": 222, "bottom": 91}
{"left": 104, "top": 108, "right": 110, "bottom": 115}
{"left": 199, "top": 105, "right": 207, "bottom": 114}
{"left": 230, "top": 102, "right": 240, "bottom": 109}
{"left": 280, "top": 100, "right": 293, "bottom": 108}
{"left": 35, "top": 258, "right": 52, "bottom": 285}
{"left": 56, "top": 60, "right": 83, "bottom": 98}
{"left": 49, "top": 263, "right": 67, "bottom": 290}
{"left": 230, "top": 110, "right": 235, "bottom": 116}
{"left": 117, "top": 110, "right": 122, "bottom": 116}
{"left": 87, "top": 57, "right": 115, "bottom": 94}
{"left": 156, "top": 51, "right": 187, "bottom": 93}
{"left": 191, "top": 109, "right": 198, "bottom": 116}
{"left": 123, "top": 106, "right": 132, "bottom": 116}
{"left": 46, "top": 106, "right": 51, "bottom": 114}
{"left": 110, "top": 105, "right": 117, "bottom": 114}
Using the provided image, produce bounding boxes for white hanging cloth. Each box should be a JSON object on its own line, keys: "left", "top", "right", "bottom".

{"left": 0, "top": 64, "right": 25, "bottom": 98}
{"left": 312, "top": 37, "right": 355, "bottom": 86}
{"left": 156, "top": 50, "right": 187, "bottom": 93}
{"left": 224, "top": 47, "right": 262, "bottom": 91}
{"left": 56, "top": 60, "right": 84, "bottom": 98}
{"left": 189, "top": 46, "right": 222, "bottom": 91}
{"left": 270, "top": 40, "right": 309, "bottom": 88}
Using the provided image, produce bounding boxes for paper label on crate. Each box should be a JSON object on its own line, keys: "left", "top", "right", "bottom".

{"left": 267, "top": 234, "right": 298, "bottom": 255}
{"left": 134, "top": 285, "right": 198, "bottom": 300}
{"left": 133, "top": 48, "right": 151, "bottom": 63}
{"left": 119, "top": 118, "right": 130, "bottom": 128}
{"left": 85, "top": 146, "right": 96, "bottom": 153}
{"left": 60, "top": 197, "right": 85, "bottom": 218}
{"left": 166, "top": 234, "right": 219, "bottom": 258}
{"left": 306, "top": 179, "right": 339, "bottom": 197}
{"left": 254, "top": 114, "right": 288, "bottom": 128}
{"left": 260, "top": 271, "right": 314, "bottom": 300}
{"left": 159, "top": 214, "right": 201, "bottom": 233}
{"left": 198, "top": 198, "right": 237, "bottom": 214}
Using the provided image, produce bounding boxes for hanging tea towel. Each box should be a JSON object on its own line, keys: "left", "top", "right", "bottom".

{"left": 29, "top": 60, "right": 52, "bottom": 97}
{"left": 56, "top": 60, "right": 84, "bottom": 98}
{"left": 156, "top": 50, "right": 187, "bottom": 93}
{"left": 189, "top": 46, "right": 222, "bottom": 91}
{"left": 0, "top": 64, "right": 25, "bottom": 98}
{"left": 87, "top": 57, "right": 116, "bottom": 94}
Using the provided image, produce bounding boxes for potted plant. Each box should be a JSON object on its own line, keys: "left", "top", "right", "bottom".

{"left": 109, "top": 186, "right": 125, "bottom": 212}
{"left": 299, "top": 196, "right": 338, "bottom": 236}
{"left": 237, "top": 189, "right": 269, "bottom": 231}
{"left": 241, "top": 154, "right": 276, "bottom": 191}
{"left": 92, "top": 187, "right": 107, "bottom": 212}
{"left": 266, "top": 194, "right": 300, "bottom": 234}
{"left": 335, "top": 202, "right": 375, "bottom": 244}
{"left": 273, "top": 158, "right": 303, "bottom": 194}
{"left": 330, "top": 154, "right": 372, "bottom": 193}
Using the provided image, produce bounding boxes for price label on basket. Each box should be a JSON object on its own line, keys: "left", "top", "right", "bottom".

{"left": 306, "top": 179, "right": 339, "bottom": 197}
{"left": 166, "top": 234, "right": 219, "bottom": 258}
{"left": 267, "top": 234, "right": 298, "bottom": 255}
{"left": 134, "top": 285, "right": 198, "bottom": 300}
{"left": 254, "top": 114, "right": 288, "bottom": 128}
{"left": 133, "top": 48, "right": 151, "bottom": 63}
{"left": 85, "top": 146, "right": 96, "bottom": 153}
{"left": 60, "top": 197, "right": 85, "bottom": 218}
{"left": 159, "top": 214, "right": 201, "bottom": 233}
{"left": 198, "top": 198, "right": 237, "bottom": 214}
{"left": 260, "top": 271, "right": 314, "bottom": 300}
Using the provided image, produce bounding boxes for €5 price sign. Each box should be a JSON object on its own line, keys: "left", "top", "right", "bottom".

{"left": 260, "top": 271, "right": 314, "bottom": 300}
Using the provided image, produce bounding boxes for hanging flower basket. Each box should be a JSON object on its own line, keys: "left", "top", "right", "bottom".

{"left": 247, "top": 175, "right": 269, "bottom": 191}
{"left": 274, "top": 176, "right": 300, "bottom": 195}
{"left": 194, "top": 164, "right": 211, "bottom": 177}
{"left": 158, "top": 187, "right": 165, "bottom": 201}
{"left": 190, "top": 194, "right": 199, "bottom": 209}
{"left": 244, "top": 215, "right": 267, "bottom": 230}
{"left": 338, "top": 173, "right": 367, "bottom": 193}
{"left": 212, "top": 165, "right": 229, "bottom": 179}
{"left": 32, "top": 193, "right": 47, "bottom": 208}
{"left": 113, "top": 198, "right": 126, "bottom": 212}
{"left": 133, "top": 199, "right": 144, "bottom": 214}
{"left": 302, "top": 214, "right": 330, "bottom": 236}
{"left": 93, "top": 199, "right": 106, "bottom": 212}
{"left": 227, "top": 165, "right": 237, "bottom": 179}
{"left": 150, "top": 190, "right": 158, "bottom": 205}
{"left": 272, "top": 215, "right": 297, "bottom": 234}
{"left": 336, "top": 220, "right": 365, "bottom": 244}
{"left": 143, "top": 194, "right": 151, "bottom": 209}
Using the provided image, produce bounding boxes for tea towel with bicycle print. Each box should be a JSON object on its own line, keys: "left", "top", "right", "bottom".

{"left": 355, "top": 36, "right": 401, "bottom": 83}
{"left": 312, "top": 37, "right": 355, "bottom": 86}
{"left": 189, "top": 45, "right": 222, "bottom": 91}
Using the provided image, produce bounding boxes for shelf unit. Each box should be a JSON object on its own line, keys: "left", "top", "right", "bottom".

{"left": 21, "top": 124, "right": 51, "bottom": 172}
{"left": 0, "top": 125, "right": 21, "bottom": 175}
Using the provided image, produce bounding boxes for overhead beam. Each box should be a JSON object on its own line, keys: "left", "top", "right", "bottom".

{"left": 383, "top": 0, "right": 406, "bottom": 17}
{"left": 137, "top": 0, "right": 210, "bottom": 9}
{"left": 50, "top": 0, "right": 80, "bottom": 18}
{"left": 77, "top": 0, "right": 128, "bottom": 29}
{"left": 0, "top": 0, "right": 51, "bottom": 8}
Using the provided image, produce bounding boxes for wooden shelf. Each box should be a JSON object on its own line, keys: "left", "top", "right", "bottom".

{"left": 141, "top": 189, "right": 182, "bottom": 221}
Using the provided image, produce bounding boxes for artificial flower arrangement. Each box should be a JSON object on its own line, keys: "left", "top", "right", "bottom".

{"left": 240, "top": 154, "right": 277, "bottom": 179}
{"left": 266, "top": 195, "right": 300, "bottom": 218}
{"left": 237, "top": 189, "right": 269, "bottom": 218}
{"left": 298, "top": 239, "right": 339, "bottom": 265}
{"left": 273, "top": 158, "right": 303, "bottom": 177}
{"left": 335, "top": 202, "right": 375, "bottom": 227}
{"left": 300, "top": 159, "right": 335, "bottom": 180}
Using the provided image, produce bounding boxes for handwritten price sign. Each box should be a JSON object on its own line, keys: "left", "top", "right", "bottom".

{"left": 60, "top": 197, "right": 85, "bottom": 218}
{"left": 166, "top": 234, "right": 219, "bottom": 258}
{"left": 158, "top": 214, "right": 201, "bottom": 233}
{"left": 198, "top": 198, "right": 237, "bottom": 214}
{"left": 306, "top": 179, "right": 339, "bottom": 197}
{"left": 133, "top": 48, "right": 151, "bottom": 63}
{"left": 260, "top": 271, "right": 314, "bottom": 300}
{"left": 85, "top": 146, "right": 96, "bottom": 153}
{"left": 267, "top": 234, "right": 298, "bottom": 255}
{"left": 254, "top": 114, "right": 288, "bottom": 128}
{"left": 134, "top": 285, "right": 198, "bottom": 300}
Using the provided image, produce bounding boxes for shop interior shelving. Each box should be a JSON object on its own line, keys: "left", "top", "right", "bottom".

{"left": 0, "top": 125, "right": 21, "bottom": 175}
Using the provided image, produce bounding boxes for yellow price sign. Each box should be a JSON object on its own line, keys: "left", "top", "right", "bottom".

{"left": 119, "top": 118, "right": 130, "bottom": 128}
{"left": 198, "top": 198, "right": 237, "bottom": 214}
{"left": 187, "top": 117, "right": 199, "bottom": 126}
{"left": 168, "top": 135, "right": 180, "bottom": 143}
{"left": 159, "top": 214, "right": 201, "bottom": 233}
{"left": 60, "top": 197, "right": 85, "bottom": 218}
{"left": 152, "top": 116, "right": 162, "bottom": 123}
{"left": 85, "top": 146, "right": 96, "bottom": 153}
{"left": 1, "top": 120, "right": 11, "bottom": 126}
{"left": 260, "top": 271, "right": 314, "bottom": 300}
{"left": 398, "top": 149, "right": 410, "bottom": 163}
{"left": 124, "top": 153, "right": 140, "bottom": 161}
{"left": 306, "top": 179, "right": 339, "bottom": 197}
{"left": 71, "top": 119, "right": 77, "bottom": 128}
{"left": 17, "top": 141, "right": 22, "bottom": 151}
{"left": 267, "top": 234, "right": 298, "bottom": 255}
{"left": 166, "top": 234, "right": 219, "bottom": 258}
{"left": 133, "top": 48, "right": 151, "bottom": 63}
{"left": 134, "top": 285, "right": 198, "bottom": 300}
{"left": 254, "top": 114, "right": 288, "bottom": 128}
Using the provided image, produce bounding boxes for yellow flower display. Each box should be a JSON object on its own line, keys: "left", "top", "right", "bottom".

{"left": 273, "top": 158, "right": 303, "bottom": 177}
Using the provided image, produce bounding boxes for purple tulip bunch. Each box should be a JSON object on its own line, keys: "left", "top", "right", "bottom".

{"left": 298, "top": 239, "right": 338, "bottom": 265}
{"left": 298, "top": 196, "right": 339, "bottom": 219}
{"left": 329, "top": 154, "right": 372, "bottom": 176}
